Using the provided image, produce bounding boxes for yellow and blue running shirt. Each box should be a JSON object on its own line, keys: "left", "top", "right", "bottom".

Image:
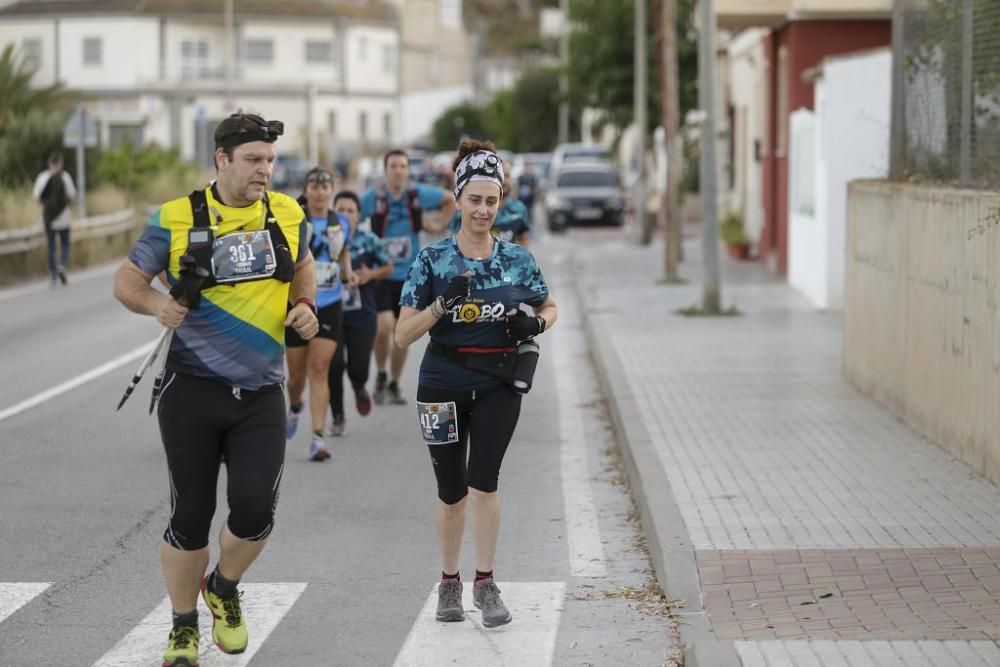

{"left": 128, "top": 187, "right": 308, "bottom": 390}
{"left": 401, "top": 235, "right": 549, "bottom": 391}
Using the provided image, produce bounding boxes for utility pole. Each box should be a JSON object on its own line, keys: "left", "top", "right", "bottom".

{"left": 558, "top": 0, "right": 570, "bottom": 145}
{"left": 634, "top": 0, "right": 648, "bottom": 244}
{"left": 224, "top": 0, "right": 234, "bottom": 108}
{"left": 659, "top": 0, "right": 682, "bottom": 280}
{"left": 698, "top": 0, "right": 721, "bottom": 312}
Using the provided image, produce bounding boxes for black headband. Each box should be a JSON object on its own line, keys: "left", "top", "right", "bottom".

{"left": 216, "top": 114, "right": 284, "bottom": 150}
{"left": 453, "top": 150, "right": 504, "bottom": 198}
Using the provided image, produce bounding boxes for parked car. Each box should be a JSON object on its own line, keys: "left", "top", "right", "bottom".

{"left": 547, "top": 143, "right": 611, "bottom": 186}
{"left": 544, "top": 162, "right": 625, "bottom": 231}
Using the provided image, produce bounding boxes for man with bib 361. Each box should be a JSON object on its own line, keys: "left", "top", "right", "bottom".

{"left": 113, "top": 111, "right": 318, "bottom": 667}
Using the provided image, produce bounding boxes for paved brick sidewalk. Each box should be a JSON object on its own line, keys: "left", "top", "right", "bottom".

{"left": 572, "top": 232, "right": 1000, "bottom": 666}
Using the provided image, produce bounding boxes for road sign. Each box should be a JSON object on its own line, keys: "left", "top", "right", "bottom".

{"left": 63, "top": 106, "right": 98, "bottom": 148}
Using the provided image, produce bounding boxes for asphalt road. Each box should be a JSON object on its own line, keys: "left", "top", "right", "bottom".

{"left": 0, "top": 225, "right": 669, "bottom": 666}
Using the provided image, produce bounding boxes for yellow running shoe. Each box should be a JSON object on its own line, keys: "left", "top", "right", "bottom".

{"left": 200, "top": 577, "right": 248, "bottom": 654}
{"left": 161, "top": 625, "right": 199, "bottom": 666}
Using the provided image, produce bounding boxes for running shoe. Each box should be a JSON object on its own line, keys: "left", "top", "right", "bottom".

{"left": 57, "top": 266, "right": 68, "bottom": 285}
{"left": 200, "top": 578, "right": 248, "bottom": 654}
{"left": 162, "top": 625, "right": 199, "bottom": 666}
{"left": 473, "top": 578, "right": 511, "bottom": 628}
{"left": 309, "top": 434, "right": 331, "bottom": 461}
{"left": 373, "top": 372, "right": 387, "bottom": 405}
{"left": 436, "top": 579, "right": 464, "bottom": 622}
{"left": 328, "top": 415, "right": 347, "bottom": 437}
{"left": 386, "top": 381, "right": 407, "bottom": 405}
{"left": 354, "top": 386, "right": 372, "bottom": 416}
{"left": 285, "top": 406, "right": 301, "bottom": 440}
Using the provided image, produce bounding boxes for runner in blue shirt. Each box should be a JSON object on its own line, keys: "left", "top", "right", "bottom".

{"left": 447, "top": 158, "right": 531, "bottom": 246}
{"left": 359, "top": 149, "right": 455, "bottom": 406}
{"left": 327, "top": 190, "right": 393, "bottom": 436}
{"left": 395, "top": 140, "right": 559, "bottom": 629}
{"left": 285, "top": 167, "right": 358, "bottom": 461}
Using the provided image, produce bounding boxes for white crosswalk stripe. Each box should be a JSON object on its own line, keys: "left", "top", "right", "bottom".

{"left": 0, "top": 582, "right": 51, "bottom": 624}
{"left": 393, "top": 582, "right": 566, "bottom": 667}
{"left": 92, "top": 582, "right": 307, "bottom": 667}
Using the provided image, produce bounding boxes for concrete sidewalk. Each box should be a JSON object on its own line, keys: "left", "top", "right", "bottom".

{"left": 571, "top": 232, "right": 1000, "bottom": 666}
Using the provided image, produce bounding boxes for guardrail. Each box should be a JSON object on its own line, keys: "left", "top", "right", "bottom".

{"left": 0, "top": 208, "right": 137, "bottom": 256}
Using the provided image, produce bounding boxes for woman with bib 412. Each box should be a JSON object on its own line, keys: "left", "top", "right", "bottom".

{"left": 395, "top": 140, "right": 558, "bottom": 628}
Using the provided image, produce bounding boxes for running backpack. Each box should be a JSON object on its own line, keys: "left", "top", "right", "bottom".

{"left": 371, "top": 186, "right": 422, "bottom": 238}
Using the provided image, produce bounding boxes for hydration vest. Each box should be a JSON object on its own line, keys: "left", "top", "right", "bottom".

{"left": 371, "top": 186, "right": 422, "bottom": 238}
{"left": 175, "top": 188, "right": 295, "bottom": 309}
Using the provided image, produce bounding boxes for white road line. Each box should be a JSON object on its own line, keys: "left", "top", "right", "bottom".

{"left": 0, "top": 582, "right": 51, "bottom": 624}
{"left": 93, "top": 582, "right": 307, "bottom": 667}
{"left": 393, "top": 582, "right": 565, "bottom": 667}
{"left": 552, "top": 325, "right": 608, "bottom": 577}
{"left": 0, "top": 341, "right": 155, "bottom": 424}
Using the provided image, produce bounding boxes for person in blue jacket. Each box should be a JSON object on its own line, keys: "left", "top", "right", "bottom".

{"left": 395, "top": 140, "right": 558, "bottom": 629}
{"left": 447, "top": 158, "right": 530, "bottom": 246}
{"left": 359, "top": 150, "right": 455, "bottom": 407}
{"left": 327, "top": 190, "right": 393, "bottom": 436}
{"left": 285, "top": 167, "right": 358, "bottom": 461}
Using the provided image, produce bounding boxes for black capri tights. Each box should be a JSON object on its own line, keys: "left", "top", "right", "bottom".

{"left": 328, "top": 322, "right": 377, "bottom": 417}
{"left": 157, "top": 372, "right": 286, "bottom": 551}
{"left": 416, "top": 383, "right": 523, "bottom": 505}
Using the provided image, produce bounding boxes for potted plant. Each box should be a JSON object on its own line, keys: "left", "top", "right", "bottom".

{"left": 720, "top": 209, "right": 751, "bottom": 260}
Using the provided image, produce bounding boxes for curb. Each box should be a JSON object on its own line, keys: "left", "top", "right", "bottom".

{"left": 569, "top": 246, "right": 741, "bottom": 667}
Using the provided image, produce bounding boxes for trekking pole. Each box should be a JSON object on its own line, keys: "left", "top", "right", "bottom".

{"left": 148, "top": 264, "right": 210, "bottom": 414}
{"left": 115, "top": 327, "right": 171, "bottom": 411}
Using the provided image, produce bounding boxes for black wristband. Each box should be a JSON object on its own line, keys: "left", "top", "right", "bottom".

{"left": 536, "top": 315, "right": 546, "bottom": 334}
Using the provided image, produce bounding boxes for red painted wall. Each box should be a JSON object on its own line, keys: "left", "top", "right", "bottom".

{"left": 758, "top": 19, "right": 891, "bottom": 275}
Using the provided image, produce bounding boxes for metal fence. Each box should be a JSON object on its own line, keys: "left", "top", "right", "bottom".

{"left": 890, "top": 0, "right": 1000, "bottom": 187}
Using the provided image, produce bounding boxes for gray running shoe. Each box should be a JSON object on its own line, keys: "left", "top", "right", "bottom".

{"left": 436, "top": 579, "right": 464, "bottom": 622}
{"left": 473, "top": 578, "right": 511, "bottom": 628}
{"left": 373, "top": 373, "right": 387, "bottom": 405}
{"left": 387, "top": 381, "right": 407, "bottom": 405}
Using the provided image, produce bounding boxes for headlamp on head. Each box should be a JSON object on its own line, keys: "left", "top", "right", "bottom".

{"left": 453, "top": 150, "right": 505, "bottom": 199}
{"left": 306, "top": 169, "right": 333, "bottom": 185}
{"left": 216, "top": 112, "right": 285, "bottom": 150}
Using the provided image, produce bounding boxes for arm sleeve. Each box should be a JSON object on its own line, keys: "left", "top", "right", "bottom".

{"left": 127, "top": 209, "right": 171, "bottom": 277}
{"left": 520, "top": 252, "right": 549, "bottom": 307}
{"left": 417, "top": 183, "right": 445, "bottom": 210}
{"left": 399, "top": 252, "right": 432, "bottom": 310}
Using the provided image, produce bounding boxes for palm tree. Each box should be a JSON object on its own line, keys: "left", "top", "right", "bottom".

{"left": 0, "top": 43, "right": 72, "bottom": 132}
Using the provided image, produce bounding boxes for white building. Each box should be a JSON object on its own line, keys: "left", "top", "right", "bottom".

{"left": 787, "top": 48, "right": 891, "bottom": 309}
{"left": 0, "top": 0, "right": 402, "bottom": 167}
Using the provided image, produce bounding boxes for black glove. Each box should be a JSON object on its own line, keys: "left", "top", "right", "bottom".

{"left": 441, "top": 274, "right": 470, "bottom": 309}
{"left": 507, "top": 309, "right": 543, "bottom": 341}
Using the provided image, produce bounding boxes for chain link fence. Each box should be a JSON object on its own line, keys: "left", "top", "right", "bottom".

{"left": 891, "top": 0, "right": 1000, "bottom": 187}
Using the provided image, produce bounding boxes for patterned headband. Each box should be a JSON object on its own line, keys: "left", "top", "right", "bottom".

{"left": 453, "top": 150, "right": 505, "bottom": 198}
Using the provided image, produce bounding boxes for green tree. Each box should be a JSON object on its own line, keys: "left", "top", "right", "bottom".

{"left": 0, "top": 44, "right": 75, "bottom": 189}
{"left": 566, "top": 0, "right": 697, "bottom": 137}
{"left": 431, "top": 103, "right": 492, "bottom": 151}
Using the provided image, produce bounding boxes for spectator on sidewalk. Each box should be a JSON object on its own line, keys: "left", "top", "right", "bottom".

{"left": 32, "top": 153, "right": 77, "bottom": 286}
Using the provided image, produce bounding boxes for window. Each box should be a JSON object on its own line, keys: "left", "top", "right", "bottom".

{"left": 359, "top": 111, "right": 368, "bottom": 140}
{"left": 358, "top": 36, "right": 367, "bottom": 61}
{"left": 181, "top": 39, "right": 212, "bottom": 79}
{"left": 382, "top": 44, "right": 395, "bottom": 73}
{"left": 83, "top": 37, "right": 102, "bottom": 66}
{"left": 109, "top": 123, "right": 144, "bottom": 149}
{"left": 22, "top": 38, "right": 41, "bottom": 71}
{"left": 439, "top": 0, "right": 461, "bottom": 29}
{"left": 383, "top": 112, "right": 392, "bottom": 140}
{"left": 328, "top": 110, "right": 337, "bottom": 138}
{"left": 306, "top": 40, "right": 334, "bottom": 64}
{"left": 245, "top": 38, "right": 273, "bottom": 64}
{"left": 557, "top": 170, "right": 619, "bottom": 188}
